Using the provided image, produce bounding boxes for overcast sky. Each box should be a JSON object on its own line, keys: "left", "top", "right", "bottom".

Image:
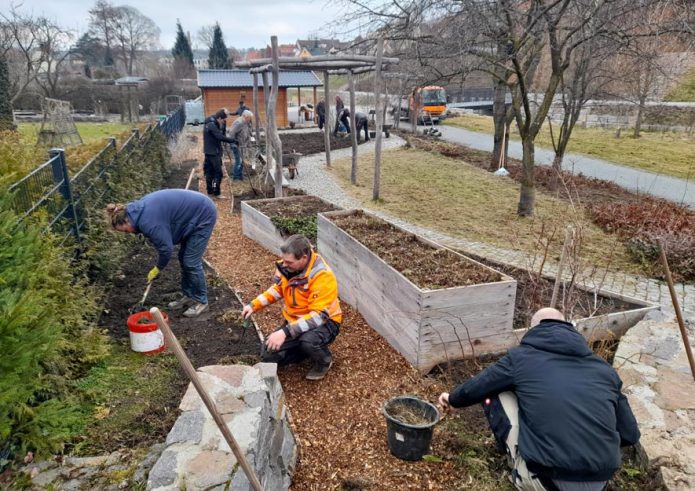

{"left": 0, "top": 0, "right": 350, "bottom": 50}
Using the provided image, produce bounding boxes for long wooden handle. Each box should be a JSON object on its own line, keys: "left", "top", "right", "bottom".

{"left": 185, "top": 168, "right": 196, "bottom": 190}
{"left": 150, "top": 308, "right": 263, "bottom": 491}
{"left": 140, "top": 282, "right": 152, "bottom": 306}
{"left": 550, "top": 226, "right": 574, "bottom": 310}
{"left": 658, "top": 245, "right": 695, "bottom": 381}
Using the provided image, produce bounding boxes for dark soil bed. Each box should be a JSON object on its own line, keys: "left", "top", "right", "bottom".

{"left": 330, "top": 211, "right": 501, "bottom": 289}
{"left": 250, "top": 195, "right": 339, "bottom": 218}
{"left": 279, "top": 130, "right": 364, "bottom": 155}
{"left": 92, "top": 162, "right": 261, "bottom": 452}
{"left": 468, "top": 255, "right": 641, "bottom": 331}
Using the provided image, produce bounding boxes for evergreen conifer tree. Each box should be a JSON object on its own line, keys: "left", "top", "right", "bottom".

{"left": 0, "top": 55, "right": 15, "bottom": 131}
{"left": 208, "top": 23, "right": 231, "bottom": 69}
{"left": 172, "top": 20, "right": 194, "bottom": 77}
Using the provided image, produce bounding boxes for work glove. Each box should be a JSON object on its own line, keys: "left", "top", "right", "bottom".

{"left": 147, "top": 266, "right": 160, "bottom": 283}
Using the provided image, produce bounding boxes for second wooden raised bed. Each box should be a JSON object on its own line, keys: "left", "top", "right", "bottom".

{"left": 317, "top": 209, "right": 517, "bottom": 372}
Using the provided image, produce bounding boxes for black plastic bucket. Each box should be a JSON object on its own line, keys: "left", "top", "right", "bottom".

{"left": 383, "top": 396, "right": 440, "bottom": 461}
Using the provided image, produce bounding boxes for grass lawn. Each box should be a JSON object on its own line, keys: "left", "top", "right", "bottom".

{"left": 444, "top": 114, "right": 695, "bottom": 180}
{"left": 18, "top": 122, "right": 140, "bottom": 146}
{"left": 328, "top": 147, "right": 641, "bottom": 274}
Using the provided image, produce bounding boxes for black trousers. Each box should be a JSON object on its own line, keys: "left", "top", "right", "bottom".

{"left": 318, "top": 115, "right": 325, "bottom": 130}
{"left": 203, "top": 153, "right": 223, "bottom": 196}
{"left": 356, "top": 119, "right": 369, "bottom": 141}
{"left": 262, "top": 319, "right": 340, "bottom": 368}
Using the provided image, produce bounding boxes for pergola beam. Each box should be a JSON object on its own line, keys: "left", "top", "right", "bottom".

{"left": 237, "top": 55, "right": 399, "bottom": 67}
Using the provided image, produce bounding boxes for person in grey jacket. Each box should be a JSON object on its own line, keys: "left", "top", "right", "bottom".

{"left": 106, "top": 189, "right": 217, "bottom": 317}
{"left": 228, "top": 110, "right": 254, "bottom": 180}
{"left": 439, "top": 308, "right": 640, "bottom": 491}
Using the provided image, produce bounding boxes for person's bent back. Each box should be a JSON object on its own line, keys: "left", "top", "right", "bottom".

{"left": 439, "top": 308, "right": 640, "bottom": 490}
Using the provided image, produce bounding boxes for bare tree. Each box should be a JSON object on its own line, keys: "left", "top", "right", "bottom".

{"left": 34, "top": 17, "right": 74, "bottom": 99}
{"left": 196, "top": 24, "right": 215, "bottom": 50}
{"left": 88, "top": 0, "right": 118, "bottom": 66}
{"left": 111, "top": 6, "right": 160, "bottom": 76}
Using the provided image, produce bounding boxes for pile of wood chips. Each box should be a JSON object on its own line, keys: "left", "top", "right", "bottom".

{"left": 203, "top": 181, "right": 470, "bottom": 490}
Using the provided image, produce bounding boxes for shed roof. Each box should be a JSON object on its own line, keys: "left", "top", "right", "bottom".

{"left": 198, "top": 69, "right": 322, "bottom": 88}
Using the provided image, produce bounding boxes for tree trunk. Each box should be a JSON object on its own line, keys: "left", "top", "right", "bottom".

{"left": 349, "top": 70, "right": 358, "bottom": 185}
{"left": 491, "top": 78, "right": 507, "bottom": 170}
{"left": 633, "top": 94, "right": 646, "bottom": 138}
{"left": 372, "top": 39, "right": 384, "bottom": 201}
{"left": 517, "top": 137, "right": 536, "bottom": 217}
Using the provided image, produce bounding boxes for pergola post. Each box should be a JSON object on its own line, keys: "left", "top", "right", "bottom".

{"left": 373, "top": 39, "right": 384, "bottom": 201}
{"left": 252, "top": 73, "right": 260, "bottom": 140}
{"left": 323, "top": 70, "right": 331, "bottom": 168}
{"left": 349, "top": 70, "right": 358, "bottom": 185}
{"left": 270, "top": 36, "right": 283, "bottom": 197}
{"left": 313, "top": 86, "right": 317, "bottom": 123}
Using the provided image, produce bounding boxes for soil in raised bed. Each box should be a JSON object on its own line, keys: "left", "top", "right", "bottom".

{"left": 279, "top": 130, "right": 364, "bottom": 155}
{"left": 330, "top": 211, "right": 501, "bottom": 289}
{"left": 469, "top": 255, "right": 643, "bottom": 331}
{"left": 250, "top": 195, "right": 341, "bottom": 243}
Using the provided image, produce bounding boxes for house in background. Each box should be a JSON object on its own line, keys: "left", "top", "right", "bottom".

{"left": 197, "top": 69, "right": 322, "bottom": 127}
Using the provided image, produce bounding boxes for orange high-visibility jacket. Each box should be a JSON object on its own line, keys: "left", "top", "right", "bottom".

{"left": 250, "top": 252, "right": 342, "bottom": 337}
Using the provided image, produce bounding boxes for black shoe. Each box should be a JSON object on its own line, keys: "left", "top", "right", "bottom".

{"left": 306, "top": 361, "right": 333, "bottom": 381}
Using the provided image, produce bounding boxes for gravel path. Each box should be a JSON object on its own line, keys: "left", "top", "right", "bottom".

{"left": 284, "top": 134, "right": 695, "bottom": 314}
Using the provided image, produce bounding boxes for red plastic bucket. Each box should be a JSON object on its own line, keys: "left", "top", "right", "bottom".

{"left": 127, "top": 311, "right": 168, "bottom": 354}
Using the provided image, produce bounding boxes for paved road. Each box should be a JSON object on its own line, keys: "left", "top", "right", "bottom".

{"left": 438, "top": 125, "right": 695, "bottom": 208}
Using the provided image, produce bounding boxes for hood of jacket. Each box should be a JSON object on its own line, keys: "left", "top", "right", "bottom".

{"left": 520, "top": 319, "right": 593, "bottom": 358}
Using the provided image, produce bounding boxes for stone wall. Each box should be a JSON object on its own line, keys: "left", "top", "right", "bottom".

{"left": 147, "top": 363, "right": 296, "bottom": 491}
{"left": 614, "top": 311, "right": 695, "bottom": 491}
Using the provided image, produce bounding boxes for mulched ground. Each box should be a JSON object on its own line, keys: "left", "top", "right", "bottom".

{"left": 280, "top": 130, "right": 365, "bottom": 155}
{"left": 250, "top": 195, "right": 340, "bottom": 218}
{"left": 204, "top": 179, "right": 476, "bottom": 490}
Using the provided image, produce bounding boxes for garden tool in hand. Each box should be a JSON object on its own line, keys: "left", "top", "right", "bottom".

{"left": 128, "top": 280, "right": 154, "bottom": 314}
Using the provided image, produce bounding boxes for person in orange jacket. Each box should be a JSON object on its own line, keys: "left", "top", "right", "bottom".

{"left": 242, "top": 234, "right": 342, "bottom": 380}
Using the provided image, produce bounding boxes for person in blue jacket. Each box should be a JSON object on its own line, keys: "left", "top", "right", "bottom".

{"left": 438, "top": 308, "right": 640, "bottom": 491}
{"left": 106, "top": 189, "right": 217, "bottom": 317}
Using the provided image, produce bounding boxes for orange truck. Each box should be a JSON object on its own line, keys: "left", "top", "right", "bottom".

{"left": 395, "top": 86, "right": 448, "bottom": 123}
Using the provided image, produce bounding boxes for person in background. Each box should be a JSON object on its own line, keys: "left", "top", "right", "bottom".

{"left": 232, "top": 100, "right": 249, "bottom": 116}
{"left": 354, "top": 111, "right": 370, "bottom": 142}
{"left": 228, "top": 110, "right": 254, "bottom": 181}
{"left": 438, "top": 307, "right": 640, "bottom": 491}
{"left": 203, "top": 109, "right": 235, "bottom": 197}
{"left": 241, "top": 235, "right": 342, "bottom": 381}
{"left": 106, "top": 189, "right": 217, "bottom": 317}
{"left": 333, "top": 96, "right": 350, "bottom": 135}
{"left": 316, "top": 99, "right": 326, "bottom": 130}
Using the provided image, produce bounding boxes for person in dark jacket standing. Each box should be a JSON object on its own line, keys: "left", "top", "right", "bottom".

{"left": 438, "top": 308, "right": 640, "bottom": 491}
{"left": 316, "top": 99, "right": 326, "bottom": 130}
{"left": 203, "top": 109, "right": 235, "bottom": 197}
{"left": 106, "top": 190, "right": 217, "bottom": 317}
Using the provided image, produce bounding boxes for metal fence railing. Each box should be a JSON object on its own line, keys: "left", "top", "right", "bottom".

{"left": 8, "top": 105, "right": 185, "bottom": 246}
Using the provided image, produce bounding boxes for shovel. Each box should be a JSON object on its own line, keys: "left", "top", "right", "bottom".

{"left": 129, "top": 281, "right": 153, "bottom": 314}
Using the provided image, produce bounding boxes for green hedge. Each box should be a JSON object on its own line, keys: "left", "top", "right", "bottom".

{"left": 0, "top": 126, "right": 172, "bottom": 461}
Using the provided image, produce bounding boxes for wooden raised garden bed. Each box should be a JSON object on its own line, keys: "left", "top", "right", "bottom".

{"left": 241, "top": 195, "right": 341, "bottom": 255}
{"left": 317, "top": 209, "right": 517, "bottom": 372}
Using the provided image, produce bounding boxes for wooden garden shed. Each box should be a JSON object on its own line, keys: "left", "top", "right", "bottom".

{"left": 197, "top": 69, "right": 322, "bottom": 127}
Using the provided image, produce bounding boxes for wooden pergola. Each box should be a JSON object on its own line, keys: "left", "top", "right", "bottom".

{"left": 237, "top": 37, "right": 399, "bottom": 198}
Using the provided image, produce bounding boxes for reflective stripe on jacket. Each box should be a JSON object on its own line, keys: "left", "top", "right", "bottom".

{"left": 250, "top": 252, "right": 342, "bottom": 336}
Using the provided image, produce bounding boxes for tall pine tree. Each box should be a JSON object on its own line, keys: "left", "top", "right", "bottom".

{"left": 208, "top": 23, "right": 231, "bottom": 69}
{"left": 0, "top": 55, "right": 15, "bottom": 131}
{"left": 172, "top": 20, "right": 194, "bottom": 78}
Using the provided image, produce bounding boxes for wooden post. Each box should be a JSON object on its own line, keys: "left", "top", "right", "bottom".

{"left": 252, "top": 73, "right": 260, "bottom": 140}
{"left": 270, "top": 36, "right": 283, "bottom": 198}
{"left": 659, "top": 244, "right": 695, "bottom": 381}
{"left": 150, "top": 308, "right": 263, "bottom": 491}
{"left": 349, "top": 70, "right": 358, "bottom": 185}
{"left": 323, "top": 70, "right": 331, "bottom": 168}
{"left": 313, "top": 86, "right": 317, "bottom": 123}
{"left": 262, "top": 71, "right": 272, "bottom": 188}
{"left": 550, "top": 226, "right": 574, "bottom": 309}
{"left": 372, "top": 38, "right": 384, "bottom": 201}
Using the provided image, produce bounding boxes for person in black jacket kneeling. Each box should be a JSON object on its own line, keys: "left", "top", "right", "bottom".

{"left": 438, "top": 308, "right": 640, "bottom": 491}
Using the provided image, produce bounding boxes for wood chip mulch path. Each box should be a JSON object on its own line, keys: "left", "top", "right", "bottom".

{"left": 201, "top": 177, "right": 469, "bottom": 490}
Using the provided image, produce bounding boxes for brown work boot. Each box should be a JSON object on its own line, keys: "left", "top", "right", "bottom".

{"left": 305, "top": 361, "right": 333, "bottom": 381}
